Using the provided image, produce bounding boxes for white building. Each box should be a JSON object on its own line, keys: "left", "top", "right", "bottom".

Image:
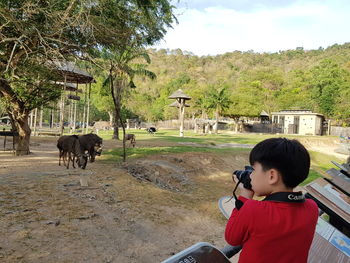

{"left": 271, "top": 110, "right": 324, "bottom": 135}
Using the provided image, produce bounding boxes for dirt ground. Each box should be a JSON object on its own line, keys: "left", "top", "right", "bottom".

{"left": 0, "top": 135, "right": 347, "bottom": 263}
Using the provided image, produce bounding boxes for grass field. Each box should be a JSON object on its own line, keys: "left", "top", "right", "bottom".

{"left": 98, "top": 129, "right": 344, "bottom": 186}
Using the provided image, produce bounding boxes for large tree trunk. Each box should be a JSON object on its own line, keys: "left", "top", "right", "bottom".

{"left": 113, "top": 109, "right": 119, "bottom": 140}
{"left": 110, "top": 73, "right": 124, "bottom": 140}
{"left": 0, "top": 79, "right": 31, "bottom": 155}
{"left": 9, "top": 110, "right": 31, "bottom": 155}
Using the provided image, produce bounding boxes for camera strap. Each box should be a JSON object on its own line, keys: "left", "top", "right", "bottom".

{"left": 263, "top": 191, "right": 305, "bottom": 203}
{"left": 231, "top": 180, "right": 245, "bottom": 210}
{"left": 234, "top": 189, "right": 305, "bottom": 210}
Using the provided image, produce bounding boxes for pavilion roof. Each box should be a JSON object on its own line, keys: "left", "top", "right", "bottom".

{"left": 169, "top": 101, "right": 190, "bottom": 107}
{"left": 55, "top": 61, "right": 95, "bottom": 84}
{"left": 168, "top": 89, "right": 191, "bottom": 100}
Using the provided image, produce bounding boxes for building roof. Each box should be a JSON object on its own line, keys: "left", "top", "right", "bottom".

{"left": 260, "top": 110, "right": 269, "bottom": 117}
{"left": 168, "top": 89, "right": 191, "bottom": 100}
{"left": 271, "top": 110, "right": 324, "bottom": 117}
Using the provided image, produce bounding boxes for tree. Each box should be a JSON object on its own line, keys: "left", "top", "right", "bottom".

{"left": 91, "top": 75, "right": 115, "bottom": 124}
{"left": 206, "top": 85, "right": 231, "bottom": 134}
{"left": 277, "top": 69, "right": 314, "bottom": 110}
{"left": 101, "top": 47, "right": 156, "bottom": 140}
{"left": 193, "top": 95, "right": 211, "bottom": 120}
{"left": 0, "top": 0, "right": 176, "bottom": 155}
{"left": 309, "top": 59, "right": 348, "bottom": 117}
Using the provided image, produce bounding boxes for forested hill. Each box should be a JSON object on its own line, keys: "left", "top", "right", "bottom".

{"left": 124, "top": 43, "right": 350, "bottom": 125}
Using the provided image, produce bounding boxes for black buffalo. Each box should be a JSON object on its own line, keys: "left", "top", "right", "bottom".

{"left": 146, "top": 127, "right": 157, "bottom": 134}
{"left": 57, "top": 135, "right": 88, "bottom": 169}
{"left": 78, "top": 133, "right": 103, "bottom": 162}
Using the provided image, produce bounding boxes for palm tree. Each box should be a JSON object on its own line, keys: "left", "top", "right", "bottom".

{"left": 206, "top": 85, "right": 231, "bottom": 134}
{"left": 101, "top": 46, "right": 156, "bottom": 161}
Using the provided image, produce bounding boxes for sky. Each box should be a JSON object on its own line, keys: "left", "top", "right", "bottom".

{"left": 153, "top": 0, "right": 350, "bottom": 56}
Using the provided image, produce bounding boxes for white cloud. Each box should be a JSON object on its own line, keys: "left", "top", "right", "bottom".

{"left": 153, "top": 1, "right": 350, "bottom": 56}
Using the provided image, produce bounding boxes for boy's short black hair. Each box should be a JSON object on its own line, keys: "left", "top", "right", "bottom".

{"left": 249, "top": 137, "right": 310, "bottom": 188}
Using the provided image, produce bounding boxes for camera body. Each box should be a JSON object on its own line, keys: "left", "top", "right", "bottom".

{"left": 233, "top": 166, "right": 253, "bottom": 190}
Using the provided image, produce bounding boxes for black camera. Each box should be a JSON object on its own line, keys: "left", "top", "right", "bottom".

{"left": 233, "top": 166, "right": 253, "bottom": 190}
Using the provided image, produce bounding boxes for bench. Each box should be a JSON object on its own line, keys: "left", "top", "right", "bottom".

{"left": 0, "top": 130, "right": 18, "bottom": 152}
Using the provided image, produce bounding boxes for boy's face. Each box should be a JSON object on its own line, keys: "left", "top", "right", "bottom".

{"left": 250, "top": 162, "right": 272, "bottom": 196}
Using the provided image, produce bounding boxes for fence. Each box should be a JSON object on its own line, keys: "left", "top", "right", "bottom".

{"left": 152, "top": 120, "right": 350, "bottom": 137}
{"left": 156, "top": 119, "right": 196, "bottom": 130}
{"left": 330, "top": 126, "right": 350, "bottom": 137}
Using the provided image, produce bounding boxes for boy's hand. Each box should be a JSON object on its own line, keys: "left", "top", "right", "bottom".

{"left": 232, "top": 174, "right": 254, "bottom": 199}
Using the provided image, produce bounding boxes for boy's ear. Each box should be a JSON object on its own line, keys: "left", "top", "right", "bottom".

{"left": 267, "top": 168, "right": 280, "bottom": 185}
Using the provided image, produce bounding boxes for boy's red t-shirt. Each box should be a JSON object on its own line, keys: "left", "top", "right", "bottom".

{"left": 225, "top": 195, "right": 318, "bottom": 263}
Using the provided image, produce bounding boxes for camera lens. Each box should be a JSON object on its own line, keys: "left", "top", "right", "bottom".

{"left": 233, "top": 166, "right": 253, "bottom": 190}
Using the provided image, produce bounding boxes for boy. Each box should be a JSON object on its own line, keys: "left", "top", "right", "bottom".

{"left": 225, "top": 138, "right": 318, "bottom": 263}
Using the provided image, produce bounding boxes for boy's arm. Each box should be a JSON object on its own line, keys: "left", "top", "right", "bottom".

{"left": 225, "top": 196, "right": 252, "bottom": 246}
{"left": 239, "top": 188, "right": 254, "bottom": 199}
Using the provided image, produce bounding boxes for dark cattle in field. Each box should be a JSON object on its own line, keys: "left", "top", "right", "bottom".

{"left": 146, "top": 127, "right": 157, "bottom": 134}
{"left": 78, "top": 133, "right": 103, "bottom": 162}
{"left": 124, "top": 134, "right": 136, "bottom": 147}
{"left": 57, "top": 135, "right": 88, "bottom": 169}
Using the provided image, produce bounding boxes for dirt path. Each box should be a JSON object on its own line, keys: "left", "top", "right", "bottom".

{"left": 0, "top": 137, "right": 242, "bottom": 263}
{"left": 0, "top": 135, "right": 347, "bottom": 263}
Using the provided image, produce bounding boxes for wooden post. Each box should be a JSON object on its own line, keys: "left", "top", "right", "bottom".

{"left": 179, "top": 98, "right": 185, "bottom": 137}
{"left": 73, "top": 82, "right": 78, "bottom": 133}
{"left": 39, "top": 106, "right": 43, "bottom": 129}
{"left": 29, "top": 110, "right": 34, "bottom": 128}
{"left": 70, "top": 101, "right": 73, "bottom": 132}
{"left": 68, "top": 101, "right": 72, "bottom": 133}
{"left": 73, "top": 100, "right": 77, "bottom": 132}
{"left": 51, "top": 103, "right": 56, "bottom": 128}
{"left": 85, "top": 83, "right": 91, "bottom": 134}
{"left": 82, "top": 84, "right": 87, "bottom": 134}
{"left": 33, "top": 108, "right": 38, "bottom": 136}
{"left": 59, "top": 76, "right": 67, "bottom": 136}
{"left": 168, "top": 90, "right": 191, "bottom": 137}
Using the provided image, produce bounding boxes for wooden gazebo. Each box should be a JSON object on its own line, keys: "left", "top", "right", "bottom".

{"left": 55, "top": 62, "right": 95, "bottom": 135}
{"left": 169, "top": 89, "right": 191, "bottom": 137}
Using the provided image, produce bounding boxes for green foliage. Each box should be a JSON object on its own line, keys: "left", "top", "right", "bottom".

{"left": 277, "top": 69, "right": 313, "bottom": 110}
{"left": 207, "top": 85, "right": 231, "bottom": 113}
{"left": 0, "top": 0, "right": 176, "bottom": 118}
{"left": 121, "top": 105, "right": 139, "bottom": 121}
{"left": 2, "top": 0, "right": 350, "bottom": 129}
{"left": 309, "top": 59, "right": 349, "bottom": 117}
{"left": 91, "top": 75, "right": 115, "bottom": 115}
{"left": 119, "top": 44, "right": 350, "bottom": 124}
{"left": 206, "top": 84, "right": 231, "bottom": 117}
